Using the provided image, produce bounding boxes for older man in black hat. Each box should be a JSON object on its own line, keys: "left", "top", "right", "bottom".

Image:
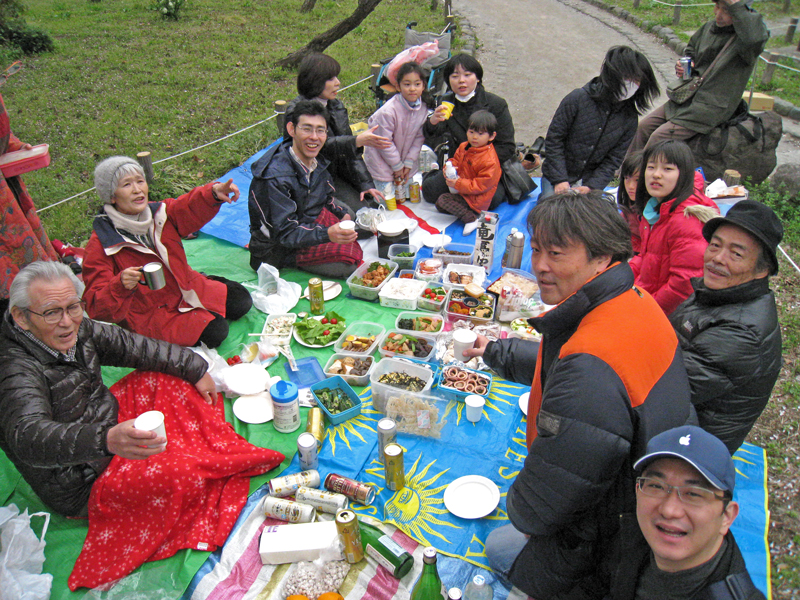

{"left": 669, "top": 200, "right": 783, "bottom": 454}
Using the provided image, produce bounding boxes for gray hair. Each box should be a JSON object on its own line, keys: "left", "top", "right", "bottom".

{"left": 8, "top": 261, "right": 85, "bottom": 311}
{"left": 110, "top": 162, "right": 145, "bottom": 199}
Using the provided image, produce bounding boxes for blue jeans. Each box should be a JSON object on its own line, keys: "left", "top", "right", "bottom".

{"left": 485, "top": 523, "right": 528, "bottom": 578}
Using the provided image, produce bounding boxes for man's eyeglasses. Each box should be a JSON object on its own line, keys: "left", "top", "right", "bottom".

{"left": 636, "top": 477, "right": 727, "bottom": 507}
{"left": 26, "top": 300, "right": 86, "bottom": 325}
{"left": 297, "top": 125, "right": 328, "bottom": 136}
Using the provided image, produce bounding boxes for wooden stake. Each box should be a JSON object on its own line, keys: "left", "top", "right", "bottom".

{"left": 761, "top": 53, "right": 778, "bottom": 85}
{"left": 786, "top": 17, "right": 798, "bottom": 44}
{"left": 274, "top": 100, "right": 287, "bottom": 134}
{"left": 136, "top": 151, "right": 154, "bottom": 184}
{"left": 673, "top": 0, "right": 682, "bottom": 27}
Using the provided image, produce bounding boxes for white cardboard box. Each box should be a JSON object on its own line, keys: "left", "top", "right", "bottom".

{"left": 259, "top": 520, "right": 343, "bottom": 565}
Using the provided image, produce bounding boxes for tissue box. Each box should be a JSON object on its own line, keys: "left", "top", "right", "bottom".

{"left": 259, "top": 520, "right": 343, "bottom": 565}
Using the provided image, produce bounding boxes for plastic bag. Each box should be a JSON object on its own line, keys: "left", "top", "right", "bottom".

{"left": 355, "top": 206, "right": 387, "bottom": 234}
{"left": 0, "top": 504, "right": 53, "bottom": 600}
{"left": 191, "top": 344, "right": 230, "bottom": 390}
{"left": 280, "top": 539, "right": 349, "bottom": 600}
{"left": 248, "top": 263, "right": 301, "bottom": 314}
{"left": 385, "top": 40, "right": 439, "bottom": 87}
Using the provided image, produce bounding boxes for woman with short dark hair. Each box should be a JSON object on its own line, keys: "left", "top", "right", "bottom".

{"left": 283, "top": 53, "right": 388, "bottom": 210}
{"left": 422, "top": 53, "right": 516, "bottom": 210}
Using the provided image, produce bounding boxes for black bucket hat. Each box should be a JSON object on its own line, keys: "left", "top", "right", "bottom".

{"left": 702, "top": 200, "right": 783, "bottom": 275}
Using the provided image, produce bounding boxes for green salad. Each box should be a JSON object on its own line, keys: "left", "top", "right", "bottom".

{"left": 294, "top": 311, "right": 346, "bottom": 345}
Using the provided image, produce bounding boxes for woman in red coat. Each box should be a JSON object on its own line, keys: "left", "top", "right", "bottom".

{"left": 628, "top": 140, "right": 718, "bottom": 315}
{"left": 82, "top": 156, "right": 252, "bottom": 347}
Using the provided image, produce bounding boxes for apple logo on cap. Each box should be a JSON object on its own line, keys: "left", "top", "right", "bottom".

{"left": 679, "top": 434, "right": 691, "bottom": 446}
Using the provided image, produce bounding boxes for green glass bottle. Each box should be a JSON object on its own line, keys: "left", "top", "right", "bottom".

{"left": 359, "top": 520, "right": 414, "bottom": 579}
{"left": 410, "top": 546, "right": 446, "bottom": 600}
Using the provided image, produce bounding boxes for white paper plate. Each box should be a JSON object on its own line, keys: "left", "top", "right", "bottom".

{"left": 223, "top": 363, "right": 271, "bottom": 396}
{"left": 518, "top": 391, "right": 530, "bottom": 415}
{"left": 293, "top": 315, "right": 342, "bottom": 348}
{"left": 377, "top": 217, "right": 418, "bottom": 236}
{"left": 302, "top": 281, "right": 342, "bottom": 302}
{"left": 233, "top": 392, "right": 274, "bottom": 424}
{"left": 444, "top": 475, "right": 500, "bottom": 519}
{"left": 421, "top": 232, "right": 452, "bottom": 248}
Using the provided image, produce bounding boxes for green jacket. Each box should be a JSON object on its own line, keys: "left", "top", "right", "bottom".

{"left": 665, "top": 1, "right": 768, "bottom": 134}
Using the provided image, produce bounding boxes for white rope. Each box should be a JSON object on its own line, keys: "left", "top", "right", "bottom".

{"left": 758, "top": 53, "right": 800, "bottom": 75}
{"left": 649, "top": 0, "right": 716, "bottom": 7}
{"left": 779, "top": 244, "right": 800, "bottom": 276}
{"left": 39, "top": 75, "right": 374, "bottom": 213}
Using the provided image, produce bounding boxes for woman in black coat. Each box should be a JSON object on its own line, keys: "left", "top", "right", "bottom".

{"left": 283, "top": 53, "right": 389, "bottom": 210}
{"left": 422, "top": 54, "right": 516, "bottom": 210}
{"left": 540, "top": 46, "right": 659, "bottom": 199}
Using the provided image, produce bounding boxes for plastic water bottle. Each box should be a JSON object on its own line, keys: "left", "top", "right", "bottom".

{"left": 444, "top": 160, "right": 457, "bottom": 180}
{"left": 464, "top": 574, "right": 492, "bottom": 600}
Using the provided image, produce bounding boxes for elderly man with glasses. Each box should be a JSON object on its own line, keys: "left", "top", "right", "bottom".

{"left": 248, "top": 99, "right": 363, "bottom": 278}
{"left": 0, "top": 261, "right": 284, "bottom": 589}
{"left": 596, "top": 425, "right": 764, "bottom": 600}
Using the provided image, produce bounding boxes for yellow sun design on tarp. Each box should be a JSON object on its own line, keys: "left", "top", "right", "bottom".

{"left": 324, "top": 399, "right": 381, "bottom": 456}
{"left": 353, "top": 453, "right": 460, "bottom": 548}
{"left": 443, "top": 378, "right": 524, "bottom": 426}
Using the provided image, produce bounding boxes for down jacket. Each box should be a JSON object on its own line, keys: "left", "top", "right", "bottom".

{"left": 0, "top": 312, "right": 207, "bottom": 516}
{"left": 541, "top": 78, "right": 638, "bottom": 190}
{"left": 283, "top": 96, "right": 375, "bottom": 193}
{"left": 449, "top": 141, "right": 502, "bottom": 213}
{"left": 670, "top": 276, "right": 782, "bottom": 454}
{"left": 82, "top": 183, "right": 228, "bottom": 348}
{"left": 363, "top": 93, "right": 428, "bottom": 183}
{"left": 629, "top": 171, "right": 719, "bottom": 315}
{"left": 499, "top": 262, "right": 693, "bottom": 598}
{"left": 248, "top": 141, "right": 347, "bottom": 269}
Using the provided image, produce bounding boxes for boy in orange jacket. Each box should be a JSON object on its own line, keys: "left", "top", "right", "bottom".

{"left": 436, "top": 110, "right": 503, "bottom": 236}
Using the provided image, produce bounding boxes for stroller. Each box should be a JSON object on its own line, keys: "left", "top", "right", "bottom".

{"left": 370, "top": 21, "right": 454, "bottom": 109}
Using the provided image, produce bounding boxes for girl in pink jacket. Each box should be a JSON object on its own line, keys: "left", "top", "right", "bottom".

{"left": 629, "top": 140, "right": 718, "bottom": 315}
{"left": 364, "top": 62, "right": 430, "bottom": 201}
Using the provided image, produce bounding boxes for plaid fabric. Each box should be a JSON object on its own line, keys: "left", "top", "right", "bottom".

{"left": 295, "top": 207, "right": 363, "bottom": 267}
{"left": 435, "top": 193, "right": 480, "bottom": 223}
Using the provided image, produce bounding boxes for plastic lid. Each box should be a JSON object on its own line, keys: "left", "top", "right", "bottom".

{"left": 270, "top": 380, "right": 298, "bottom": 403}
{"left": 510, "top": 227, "right": 518, "bottom": 234}
{"left": 473, "top": 574, "right": 486, "bottom": 587}
{"left": 284, "top": 356, "right": 325, "bottom": 387}
{"left": 513, "top": 231, "right": 524, "bottom": 239}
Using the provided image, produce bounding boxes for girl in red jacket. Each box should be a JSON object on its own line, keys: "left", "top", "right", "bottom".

{"left": 436, "top": 110, "right": 503, "bottom": 236}
{"left": 628, "top": 140, "right": 718, "bottom": 315}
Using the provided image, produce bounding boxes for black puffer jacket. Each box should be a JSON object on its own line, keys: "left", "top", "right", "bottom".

{"left": 0, "top": 312, "right": 208, "bottom": 516}
{"left": 283, "top": 96, "right": 375, "bottom": 193}
{"left": 423, "top": 84, "right": 516, "bottom": 163}
{"left": 483, "top": 336, "right": 539, "bottom": 385}
{"left": 670, "top": 277, "right": 782, "bottom": 454}
{"left": 541, "top": 78, "right": 637, "bottom": 189}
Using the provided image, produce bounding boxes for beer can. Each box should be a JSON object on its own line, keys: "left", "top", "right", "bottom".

{"left": 295, "top": 486, "right": 349, "bottom": 514}
{"left": 308, "top": 277, "right": 324, "bottom": 316}
{"left": 305, "top": 407, "right": 326, "bottom": 450}
{"left": 335, "top": 509, "right": 364, "bottom": 563}
{"left": 297, "top": 432, "right": 319, "bottom": 471}
{"left": 384, "top": 443, "right": 405, "bottom": 491}
{"left": 263, "top": 496, "right": 316, "bottom": 523}
{"left": 409, "top": 182, "right": 421, "bottom": 203}
{"left": 680, "top": 56, "right": 692, "bottom": 80}
{"left": 377, "top": 418, "right": 397, "bottom": 464}
{"left": 268, "top": 469, "right": 321, "bottom": 497}
{"left": 324, "top": 473, "right": 376, "bottom": 506}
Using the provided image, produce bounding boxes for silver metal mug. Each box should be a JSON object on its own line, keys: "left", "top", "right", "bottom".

{"left": 142, "top": 262, "right": 166, "bottom": 290}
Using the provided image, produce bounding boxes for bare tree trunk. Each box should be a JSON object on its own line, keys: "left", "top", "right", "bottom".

{"left": 300, "top": 0, "right": 317, "bottom": 13}
{"left": 277, "top": 0, "right": 384, "bottom": 68}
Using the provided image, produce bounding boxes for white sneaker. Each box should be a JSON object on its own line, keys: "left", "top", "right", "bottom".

{"left": 462, "top": 219, "right": 480, "bottom": 236}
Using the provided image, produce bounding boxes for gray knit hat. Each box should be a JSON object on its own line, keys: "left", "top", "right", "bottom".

{"left": 94, "top": 156, "right": 142, "bottom": 204}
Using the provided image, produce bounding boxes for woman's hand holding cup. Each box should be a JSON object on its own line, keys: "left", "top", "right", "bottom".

{"left": 121, "top": 266, "right": 144, "bottom": 290}
{"left": 328, "top": 220, "right": 357, "bottom": 244}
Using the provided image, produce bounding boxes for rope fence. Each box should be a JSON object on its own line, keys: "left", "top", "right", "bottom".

{"left": 632, "top": 0, "right": 769, "bottom": 27}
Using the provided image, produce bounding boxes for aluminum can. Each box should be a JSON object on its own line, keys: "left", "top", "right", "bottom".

{"left": 324, "top": 472, "right": 376, "bottom": 505}
{"left": 377, "top": 418, "right": 397, "bottom": 464}
{"left": 335, "top": 509, "right": 364, "bottom": 563}
{"left": 268, "top": 469, "right": 321, "bottom": 497}
{"left": 295, "top": 486, "right": 349, "bottom": 514}
{"left": 263, "top": 496, "right": 316, "bottom": 523}
{"left": 384, "top": 443, "right": 405, "bottom": 491}
{"left": 305, "top": 407, "right": 325, "bottom": 450}
{"left": 680, "top": 56, "right": 692, "bottom": 80}
{"left": 409, "top": 182, "right": 421, "bottom": 203}
{"left": 297, "top": 432, "right": 318, "bottom": 471}
{"left": 308, "top": 277, "right": 324, "bottom": 315}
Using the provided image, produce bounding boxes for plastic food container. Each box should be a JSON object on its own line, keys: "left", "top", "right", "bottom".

{"left": 443, "top": 263, "right": 487, "bottom": 288}
{"left": 369, "top": 357, "right": 436, "bottom": 413}
{"left": 417, "top": 282, "right": 451, "bottom": 312}
{"left": 383, "top": 390, "right": 449, "bottom": 439}
{"left": 379, "top": 277, "right": 427, "bottom": 310}
{"left": 323, "top": 353, "right": 375, "bottom": 387}
{"left": 446, "top": 288, "right": 496, "bottom": 325}
{"left": 311, "top": 376, "right": 362, "bottom": 425}
{"left": 432, "top": 243, "right": 475, "bottom": 266}
{"left": 437, "top": 363, "right": 493, "bottom": 402}
{"left": 346, "top": 260, "right": 398, "bottom": 301}
{"left": 395, "top": 311, "right": 444, "bottom": 335}
{"left": 415, "top": 258, "right": 444, "bottom": 282}
{"left": 260, "top": 313, "right": 297, "bottom": 345}
{"left": 397, "top": 269, "right": 415, "bottom": 279}
{"left": 388, "top": 244, "right": 418, "bottom": 270}
{"left": 0, "top": 144, "right": 50, "bottom": 178}
{"left": 334, "top": 321, "right": 385, "bottom": 356}
{"left": 378, "top": 330, "right": 438, "bottom": 362}
{"left": 487, "top": 268, "right": 546, "bottom": 322}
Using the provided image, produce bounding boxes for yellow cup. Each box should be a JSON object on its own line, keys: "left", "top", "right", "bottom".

{"left": 385, "top": 196, "right": 397, "bottom": 210}
{"left": 440, "top": 101, "right": 454, "bottom": 120}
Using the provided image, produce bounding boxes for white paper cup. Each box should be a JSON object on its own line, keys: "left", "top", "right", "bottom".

{"left": 465, "top": 394, "right": 485, "bottom": 423}
{"left": 339, "top": 220, "right": 355, "bottom": 231}
{"left": 452, "top": 329, "right": 478, "bottom": 361}
{"left": 133, "top": 410, "right": 167, "bottom": 448}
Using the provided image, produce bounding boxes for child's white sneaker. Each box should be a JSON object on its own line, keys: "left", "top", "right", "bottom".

{"left": 462, "top": 219, "right": 480, "bottom": 236}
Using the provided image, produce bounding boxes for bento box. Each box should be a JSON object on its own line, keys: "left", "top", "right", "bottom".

{"left": 369, "top": 356, "right": 436, "bottom": 413}
{"left": 445, "top": 288, "right": 496, "bottom": 325}
{"left": 378, "top": 277, "right": 427, "bottom": 310}
{"left": 395, "top": 311, "right": 444, "bottom": 335}
{"left": 437, "top": 363, "right": 493, "bottom": 402}
{"left": 432, "top": 243, "right": 474, "bottom": 266}
{"left": 442, "top": 263, "right": 486, "bottom": 288}
{"left": 323, "top": 353, "right": 375, "bottom": 387}
{"left": 346, "top": 260, "right": 398, "bottom": 301}
{"left": 416, "top": 282, "right": 451, "bottom": 312}
{"left": 334, "top": 321, "right": 385, "bottom": 356}
{"left": 378, "top": 330, "right": 438, "bottom": 362}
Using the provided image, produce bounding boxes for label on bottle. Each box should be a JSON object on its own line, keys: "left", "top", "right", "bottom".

{"left": 378, "top": 534, "right": 405, "bottom": 557}
{"left": 366, "top": 543, "right": 395, "bottom": 573}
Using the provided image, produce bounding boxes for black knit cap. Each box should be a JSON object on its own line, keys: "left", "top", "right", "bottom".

{"left": 702, "top": 200, "right": 783, "bottom": 275}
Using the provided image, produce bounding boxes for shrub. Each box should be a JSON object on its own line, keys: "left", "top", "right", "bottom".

{"left": 152, "top": 0, "right": 185, "bottom": 20}
{"left": 0, "top": 23, "right": 54, "bottom": 54}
